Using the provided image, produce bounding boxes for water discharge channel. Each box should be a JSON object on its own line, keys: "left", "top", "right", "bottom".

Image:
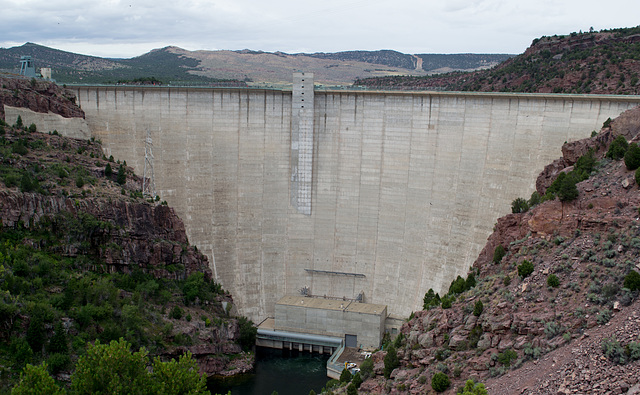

{"left": 208, "top": 347, "right": 330, "bottom": 395}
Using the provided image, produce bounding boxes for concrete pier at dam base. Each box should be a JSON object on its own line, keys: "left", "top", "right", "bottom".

{"left": 6, "top": 87, "right": 640, "bottom": 324}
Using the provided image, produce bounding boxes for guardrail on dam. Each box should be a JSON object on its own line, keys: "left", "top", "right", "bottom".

{"left": 64, "top": 85, "right": 640, "bottom": 322}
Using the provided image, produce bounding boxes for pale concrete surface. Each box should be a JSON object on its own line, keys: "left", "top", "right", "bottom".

{"left": 50, "top": 86, "right": 640, "bottom": 324}
{"left": 4, "top": 106, "right": 91, "bottom": 139}
{"left": 275, "top": 295, "right": 386, "bottom": 349}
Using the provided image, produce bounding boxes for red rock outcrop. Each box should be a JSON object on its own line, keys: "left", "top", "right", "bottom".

{"left": 0, "top": 75, "right": 84, "bottom": 120}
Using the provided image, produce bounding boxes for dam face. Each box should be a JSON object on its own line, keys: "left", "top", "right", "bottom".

{"left": 67, "top": 86, "right": 639, "bottom": 321}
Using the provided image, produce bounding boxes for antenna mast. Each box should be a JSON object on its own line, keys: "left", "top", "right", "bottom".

{"left": 142, "top": 129, "right": 156, "bottom": 198}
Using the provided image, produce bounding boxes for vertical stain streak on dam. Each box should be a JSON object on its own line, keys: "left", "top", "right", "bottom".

{"left": 71, "top": 86, "right": 640, "bottom": 321}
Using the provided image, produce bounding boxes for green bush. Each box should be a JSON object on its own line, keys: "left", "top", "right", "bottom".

{"left": 340, "top": 368, "right": 352, "bottom": 383}
{"left": 528, "top": 191, "right": 541, "bottom": 207}
{"left": 557, "top": 174, "right": 579, "bottom": 201}
{"left": 238, "top": 316, "right": 257, "bottom": 352}
{"left": 423, "top": 288, "right": 441, "bottom": 310}
{"left": 169, "top": 306, "right": 184, "bottom": 320}
{"left": 359, "top": 357, "right": 374, "bottom": 379}
{"left": 28, "top": 123, "right": 37, "bottom": 133}
{"left": 347, "top": 383, "right": 357, "bottom": 395}
{"left": 11, "top": 363, "right": 64, "bottom": 395}
{"left": 497, "top": 349, "right": 518, "bottom": 367}
{"left": 547, "top": 274, "right": 560, "bottom": 288}
{"left": 458, "top": 379, "right": 488, "bottom": 395}
{"left": 511, "top": 197, "right": 529, "bottom": 213}
{"left": 440, "top": 294, "right": 453, "bottom": 309}
{"left": 624, "top": 270, "right": 640, "bottom": 291}
{"left": 352, "top": 372, "right": 363, "bottom": 388}
{"left": 518, "top": 260, "right": 534, "bottom": 278}
{"left": 493, "top": 245, "right": 506, "bottom": 264}
{"left": 473, "top": 300, "right": 484, "bottom": 316}
{"left": 431, "top": 372, "right": 451, "bottom": 392}
{"left": 47, "top": 353, "right": 71, "bottom": 375}
{"left": 624, "top": 143, "right": 640, "bottom": 170}
{"left": 383, "top": 344, "right": 399, "bottom": 379}
{"left": 105, "top": 163, "right": 113, "bottom": 177}
{"left": 602, "top": 337, "right": 627, "bottom": 364}
{"left": 116, "top": 165, "right": 126, "bottom": 185}
{"left": 606, "top": 135, "right": 629, "bottom": 160}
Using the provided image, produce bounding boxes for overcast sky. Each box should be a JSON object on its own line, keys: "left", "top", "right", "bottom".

{"left": 1, "top": 0, "right": 639, "bottom": 58}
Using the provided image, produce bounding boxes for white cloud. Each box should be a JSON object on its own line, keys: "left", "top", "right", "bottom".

{"left": 0, "top": 0, "right": 639, "bottom": 57}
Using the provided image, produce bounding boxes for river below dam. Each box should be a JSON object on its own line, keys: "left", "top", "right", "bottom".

{"left": 208, "top": 347, "right": 331, "bottom": 395}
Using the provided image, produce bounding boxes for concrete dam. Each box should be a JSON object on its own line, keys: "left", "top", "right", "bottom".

{"left": 13, "top": 83, "right": 640, "bottom": 322}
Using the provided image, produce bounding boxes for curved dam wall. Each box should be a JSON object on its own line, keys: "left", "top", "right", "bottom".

{"left": 69, "top": 86, "right": 640, "bottom": 321}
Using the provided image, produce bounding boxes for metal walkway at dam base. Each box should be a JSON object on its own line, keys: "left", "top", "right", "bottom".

{"left": 256, "top": 318, "right": 347, "bottom": 379}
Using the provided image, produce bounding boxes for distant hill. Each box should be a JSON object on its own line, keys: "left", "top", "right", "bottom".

{"left": 0, "top": 43, "right": 513, "bottom": 86}
{"left": 355, "top": 26, "right": 640, "bottom": 94}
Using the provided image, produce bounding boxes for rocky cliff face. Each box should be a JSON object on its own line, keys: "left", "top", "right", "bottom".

{"left": 0, "top": 75, "right": 84, "bottom": 121}
{"left": 0, "top": 113, "right": 253, "bottom": 381}
{"left": 355, "top": 107, "right": 640, "bottom": 394}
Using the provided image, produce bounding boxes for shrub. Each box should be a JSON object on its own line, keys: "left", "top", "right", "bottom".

{"left": 511, "top": 197, "right": 529, "bottom": 213}
{"left": 544, "top": 321, "right": 562, "bottom": 339}
{"left": 458, "top": 379, "right": 488, "bottom": 395}
{"left": 528, "top": 191, "right": 541, "bottom": 207}
{"left": 383, "top": 345, "right": 399, "bottom": 379}
{"left": 347, "top": 383, "right": 357, "bottom": 395}
{"left": 623, "top": 270, "right": 640, "bottom": 291}
{"left": 547, "top": 274, "right": 560, "bottom": 288}
{"left": 359, "top": 357, "right": 374, "bottom": 379}
{"left": 497, "top": 349, "right": 518, "bottom": 367}
{"left": 105, "top": 163, "right": 113, "bottom": 177}
{"left": 624, "top": 143, "right": 640, "bottom": 170}
{"left": 493, "top": 245, "right": 506, "bottom": 264}
{"left": 11, "top": 363, "right": 64, "bottom": 395}
{"left": 518, "top": 260, "right": 534, "bottom": 278}
{"left": 606, "top": 135, "right": 628, "bottom": 160}
{"left": 28, "top": 123, "right": 37, "bottom": 133}
{"left": 503, "top": 275, "right": 511, "bottom": 286}
{"left": 602, "top": 337, "right": 627, "bottom": 364}
{"left": 12, "top": 141, "right": 28, "bottom": 155}
{"left": 596, "top": 309, "right": 612, "bottom": 325}
{"left": 423, "top": 288, "right": 441, "bottom": 309}
{"left": 473, "top": 300, "right": 484, "bottom": 317}
{"left": 431, "top": 372, "right": 451, "bottom": 393}
{"left": 340, "top": 368, "right": 352, "bottom": 383}
{"left": 116, "top": 165, "right": 126, "bottom": 185}
{"left": 448, "top": 276, "right": 467, "bottom": 295}
{"left": 440, "top": 294, "right": 453, "bottom": 309}
{"left": 151, "top": 351, "right": 207, "bottom": 394}
{"left": 238, "top": 316, "right": 257, "bottom": 352}
{"left": 169, "top": 306, "right": 184, "bottom": 319}
{"left": 557, "top": 175, "right": 579, "bottom": 201}
{"left": 352, "top": 372, "right": 363, "bottom": 388}
{"left": 47, "top": 353, "right": 71, "bottom": 375}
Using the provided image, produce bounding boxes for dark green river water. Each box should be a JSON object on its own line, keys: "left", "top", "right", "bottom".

{"left": 208, "top": 347, "right": 330, "bottom": 395}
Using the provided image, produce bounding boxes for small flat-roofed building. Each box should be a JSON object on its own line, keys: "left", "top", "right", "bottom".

{"left": 274, "top": 295, "right": 387, "bottom": 350}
